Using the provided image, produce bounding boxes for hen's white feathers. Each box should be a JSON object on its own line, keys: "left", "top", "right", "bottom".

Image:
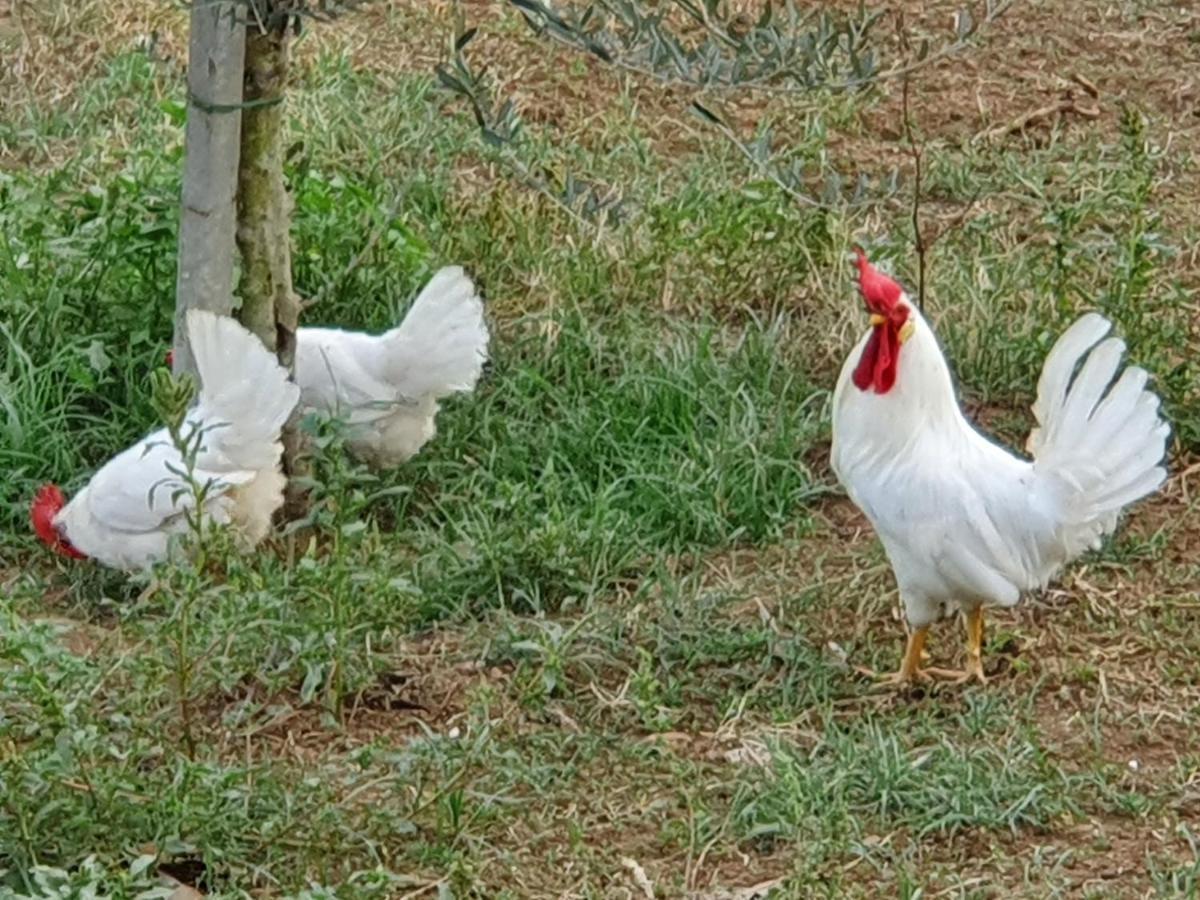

{"left": 832, "top": 300, "right": 1168, "bottom": 629}
{"left": 293, "top": 265, "right": 489, "bottom": 468}
{"left": 188, "top": 309, "right": 300, "bottom": 470}
{"left": 377, "top": 265, "right": 488, "bottom": 398}
{"left": 55, "top": 311, "right": 299, "bottom": 569}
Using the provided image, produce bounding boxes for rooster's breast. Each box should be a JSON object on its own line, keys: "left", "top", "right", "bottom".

{"left": 834, "top": 413, "right": 1058, "bottom": 625}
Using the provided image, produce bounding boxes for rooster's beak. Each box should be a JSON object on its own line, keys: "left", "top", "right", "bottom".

{"left": 868, "top": 315, "right": 916, "bottom": 343}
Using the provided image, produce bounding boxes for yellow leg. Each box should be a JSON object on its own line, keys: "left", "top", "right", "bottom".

{"left": 877, "top": 626, "right": 955, "bottom": 685}
{"left": 873, "top": 619, "right": 983, "bottom": 688}
{"left": 896, "top": 626, "right": 927, "bottom": 682}
{"left": 963, "top": 606, "right": 987, "bottom": 684}
{"left": 916, "top": 607, "right": 987, "bottom": 685}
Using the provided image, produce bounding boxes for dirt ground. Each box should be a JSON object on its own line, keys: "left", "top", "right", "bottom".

{"left": 4, "top": 1, "right": 1200, "bottom": 896}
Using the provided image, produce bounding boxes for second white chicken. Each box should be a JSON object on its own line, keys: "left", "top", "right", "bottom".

{"left": 294, "top": 266, "right": 490, "bottom": 468}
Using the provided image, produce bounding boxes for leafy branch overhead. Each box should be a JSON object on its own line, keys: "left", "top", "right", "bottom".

{"left": 691, "top": 100, "right": 900, "bottom": 211}
{"left": 437, "top": 2, "right": 1011, "bottom": 223}
{"left": 436, "top": 28, "right": 628, "bottom": 230}
{"left": 508, "top": 0, "right": 1014, "bottom": 95}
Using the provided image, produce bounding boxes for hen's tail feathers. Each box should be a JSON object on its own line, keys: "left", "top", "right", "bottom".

{"left": 187, "top": 310, "right": 301, "bottom": 470}
{"left": 1030, "top": 313, "right": 1170, "bottom": 557}
{"left": 381, "top": 266, "right": 489, "bottom": 400}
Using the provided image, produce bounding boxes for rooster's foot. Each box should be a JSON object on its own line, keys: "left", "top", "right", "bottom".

{"left": 932, "top": 657, "right": 988, "bottom": 686}
{"left": 872, "top": 665, "right": 973, "bottom": 688}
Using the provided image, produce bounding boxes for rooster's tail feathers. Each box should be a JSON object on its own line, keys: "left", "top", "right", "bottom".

{"left": 1030, "top": 313, "right": 1169, "bottom": 555}
{"left": 1027, "top": 313, "right": 1112, "bottom": 456}
{"left": 381, "top": 266, "right": 489, "bottom": 399}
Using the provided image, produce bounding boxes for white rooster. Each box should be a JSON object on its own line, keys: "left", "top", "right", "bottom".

{"left": 291, "top": 265, "right": 489, "bottom": 469}
{"left": 831, "top": 248, "right": 1169, "bottom": 685}
{"left": 31, "top": 310, "right": 300, "bottom": 570}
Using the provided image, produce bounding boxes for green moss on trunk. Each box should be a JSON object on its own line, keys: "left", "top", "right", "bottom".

{"left": 236, "top": 24, "right": 308, "bottom": 519}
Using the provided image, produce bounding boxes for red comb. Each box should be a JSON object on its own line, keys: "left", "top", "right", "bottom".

{"left": 30, "top": 485, "right": 85, "bottom": 559}
{"left": 853, "top": 247, "right": 904, "bottom": 312}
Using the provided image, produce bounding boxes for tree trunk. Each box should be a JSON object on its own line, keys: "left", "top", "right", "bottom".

{"left": 173, "top": 0, "right": 245, "bottom": 377}
{"left": 236, "top": 23, "right": 309, "bottom": 519}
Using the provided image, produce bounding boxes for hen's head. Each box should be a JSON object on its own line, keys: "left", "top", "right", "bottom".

{"left": 165, "top": 349, "right": 174, "bottom": 367}
{"left": 31, "top": 485, "right": 86, "bottom": 560}
{"left": 851, "top": 248, "right": 915, "bottom": 394}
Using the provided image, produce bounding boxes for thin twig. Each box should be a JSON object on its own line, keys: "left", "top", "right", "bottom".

{"left": 974, "top": 96, "right": 1101, "bottom": 145}
{"left": 900, "top": 74, "right": 926, "bottom": 311}
{"left": 897, "top": 8, "right": 995, "bottom": 311}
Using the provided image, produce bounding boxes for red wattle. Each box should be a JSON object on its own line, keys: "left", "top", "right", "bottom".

{"left": 852, "top": 323, "right": 901, "bottom": 394}
{"left": 852, "top": 327, "right": 881, "bottom": 391}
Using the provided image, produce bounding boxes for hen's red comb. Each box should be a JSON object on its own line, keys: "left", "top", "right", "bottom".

{"left": 30, "top": 484, "right": 85, "bottom": 559}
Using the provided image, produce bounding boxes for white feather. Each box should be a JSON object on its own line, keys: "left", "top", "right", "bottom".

{"left": 831, "top": 303, "right": 1168, "bottom": 629}
{"left": 1026, "top": 312, "right": 1111, "bottom": 455}
{"left": 54, "top": 311, "right": 300, "bottom": 570}
{"left": 293, "top": 265, "right": 489, "bottom": 468}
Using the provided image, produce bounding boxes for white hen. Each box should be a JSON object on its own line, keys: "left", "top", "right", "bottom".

{"left": 292, "top": 266, "right": 489, "bottom": 468}
{"left": 831, "top": 249, "right": 1169, "bottom": 685}
{"left": 32, "top": 310, "right": 300, "bottom": 570}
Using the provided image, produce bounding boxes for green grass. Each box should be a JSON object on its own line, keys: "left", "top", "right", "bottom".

{"left": 2, "top": 3, "right": 1199, "bottom": 897}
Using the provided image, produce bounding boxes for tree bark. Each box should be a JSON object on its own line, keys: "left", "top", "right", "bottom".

{"left": 173, "top": 0, "right": 245, "bottom": 377}
{"left": 236, "top": 23, "right": 309, "bottom": 519}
